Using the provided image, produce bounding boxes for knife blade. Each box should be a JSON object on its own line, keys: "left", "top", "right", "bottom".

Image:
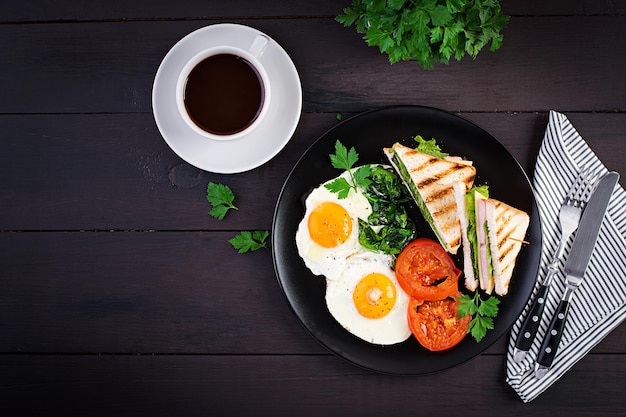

{"left": 534, "top": 171, "right": 619, "bottom": 379}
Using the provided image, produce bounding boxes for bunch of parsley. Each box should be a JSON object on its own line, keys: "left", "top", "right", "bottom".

{"left": 337, "top": 0, "right": 510, "bottom": 69}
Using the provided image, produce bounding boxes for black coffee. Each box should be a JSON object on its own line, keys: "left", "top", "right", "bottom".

{"left": 183, "top": 53, "right": 264, "bottom": 135}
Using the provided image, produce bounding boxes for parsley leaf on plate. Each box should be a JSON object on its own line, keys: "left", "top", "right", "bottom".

{"left": 329, "top": 140, "right": 359, "bottom": 171}
{"left": 324, "top": 176, "right": 353, "bottom": 199}
{"left": 458, "top": 292, "right": 500, "bottom": 343}
{"left": 324, "top": 140, "right": 371, "bottom": 198}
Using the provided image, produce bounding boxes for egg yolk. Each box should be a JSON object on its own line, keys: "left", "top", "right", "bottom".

{"left": 352, "top": 273, "right": 397, "bottom": 319}
{"left": 307, "top": 202, "right": 352, "bottom": 248}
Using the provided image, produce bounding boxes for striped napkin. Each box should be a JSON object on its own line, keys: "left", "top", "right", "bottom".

{"left": 505, "top": 110, "right": 626, "bottom": 402}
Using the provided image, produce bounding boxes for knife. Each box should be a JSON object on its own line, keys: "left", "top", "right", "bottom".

{"left": 534, "top": 171, "right": 619, "bottom": 379}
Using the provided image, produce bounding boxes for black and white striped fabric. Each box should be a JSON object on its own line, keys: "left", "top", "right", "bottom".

{"left": 506, "top": 110, "right": 626, "bottom": 402}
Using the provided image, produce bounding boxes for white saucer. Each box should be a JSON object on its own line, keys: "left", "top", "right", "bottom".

{"left": 152, "top": 24, "right": 302, "bottom": 174}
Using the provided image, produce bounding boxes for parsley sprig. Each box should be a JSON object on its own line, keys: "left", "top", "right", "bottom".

{"left": 229, "top": 231, "right": 269, "bottom": 254}
{"left": 458, "top": 292, "right": 500, "bottom": 343}
{"left": 324, "top": 140, "right": 371, "bottom": 198}
{"left": 337, "top": 0, "right": 510, "bottom": 70}
{"left": 207, "top": 182, "right": 238, "bottom": 220}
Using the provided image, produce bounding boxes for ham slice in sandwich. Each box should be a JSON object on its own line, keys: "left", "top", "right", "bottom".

{"left": 471, "top": 192, "right": 530, "bottom": 295}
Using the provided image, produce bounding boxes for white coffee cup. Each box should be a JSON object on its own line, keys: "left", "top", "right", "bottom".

{"left": 176, "top": 34, "right": 271, "bottom": 141}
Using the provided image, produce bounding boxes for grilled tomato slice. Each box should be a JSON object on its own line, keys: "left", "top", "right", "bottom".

{"left": 408, "top": 293, "right": 470, "bottom": 351}
{"left": 395, "top": 238, "right": 461, "bottom": 301}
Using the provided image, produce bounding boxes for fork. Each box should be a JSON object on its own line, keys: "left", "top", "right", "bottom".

{"left": 513, "top": 167, "right": 598, "bottom": 363}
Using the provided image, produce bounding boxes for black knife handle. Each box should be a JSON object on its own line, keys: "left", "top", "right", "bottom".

{"left": 536, "top": 299, "right": 571, "bottom": 369}
{"left": 515, "top": 284, "right": 550, "bottom": 352}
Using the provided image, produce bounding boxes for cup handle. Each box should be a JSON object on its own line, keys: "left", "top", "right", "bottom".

{"left": 248, "top": 34, "right": 269, "bottom": 59}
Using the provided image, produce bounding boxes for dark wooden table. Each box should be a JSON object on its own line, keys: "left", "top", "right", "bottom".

{"left": 2, "top": 1, "right": 625, "bottom": 415}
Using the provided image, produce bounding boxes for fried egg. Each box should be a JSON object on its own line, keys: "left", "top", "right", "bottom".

{"left": 325, "top": 252, "right": 411, "bottom": 345}
{"left": 295, "top": 170, "right": 372, "bottom": 280}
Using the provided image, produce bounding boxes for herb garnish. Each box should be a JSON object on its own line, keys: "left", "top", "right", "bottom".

{"left": 207, "top": 182, "right": 238, "bottom": 220}
{"left": 336, "top": 0, "right": 510, "bottom": 70}
{"left": 229, "top": 230, "right": 269, "bottom": 253}
{"left": 457, "top": 292, "right": 500, "bottom": 343}
{"left": 324, "top": 140, "right": 372, "bottom": 199}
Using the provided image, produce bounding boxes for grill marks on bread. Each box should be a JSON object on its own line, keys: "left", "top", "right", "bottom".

{"left": 427, "top": 186, "right": 462, "bottom": 251}
{"left": 494, "top": 203, "right": 517, "bottom": 260}
{"left": 486, "top": 198, "right": 530, "bottom": 296}
{"left": 492, "top": 200, "right": 527, "bottom": 261}
{"left": 405, "top": 150, "right": 476, "bottom": 194}
{"left": 415, "top": 158, "right": 474, "bottom": 255}
{"left": 387, "top": 144, "right": 476, "bottom": 255}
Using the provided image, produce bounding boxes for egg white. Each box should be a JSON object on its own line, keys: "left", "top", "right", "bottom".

{"left": 295, "top": 170, "right": 372, "bottom": 280}
{"left": 325, "top": 252, "right": 411, "bottom": 345}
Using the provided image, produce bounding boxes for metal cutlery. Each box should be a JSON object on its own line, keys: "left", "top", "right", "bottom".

{"left": 534, "top": 171, "right": 619, "bottom": 379}
{"left": 513, "top": 168, "right": 598, "bottom": 363}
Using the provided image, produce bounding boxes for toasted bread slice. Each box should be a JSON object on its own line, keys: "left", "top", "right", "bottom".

{"left": 384, "top": 143, "right": 476, "bottom": 254}
{"left": 388, "top": 143, "right": 476, "bottom": 194}
{"left": 426, "top": 184, "right": 463, "bottom": 254}
{"left": 485, "top": 198, "right": 530, "bottom": 296}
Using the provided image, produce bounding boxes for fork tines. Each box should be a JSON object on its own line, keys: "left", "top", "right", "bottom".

{"left": 564, "top": 167, "right": 599, "bottom": 209}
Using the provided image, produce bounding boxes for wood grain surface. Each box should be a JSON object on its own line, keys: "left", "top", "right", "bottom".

{"left": 1, "top": 1, "right": 625, "bottom": 416}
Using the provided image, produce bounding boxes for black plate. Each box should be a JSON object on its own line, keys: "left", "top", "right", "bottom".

{"left": 272, "top": 105, "right": 542, "bottom": 375}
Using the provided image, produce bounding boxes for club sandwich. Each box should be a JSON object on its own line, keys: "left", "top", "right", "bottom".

{"left": 466, "top": 189, "right": 530, "bottom": 296}
{"left": 384, "top": 142, "right": 476, "bottom": 254}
